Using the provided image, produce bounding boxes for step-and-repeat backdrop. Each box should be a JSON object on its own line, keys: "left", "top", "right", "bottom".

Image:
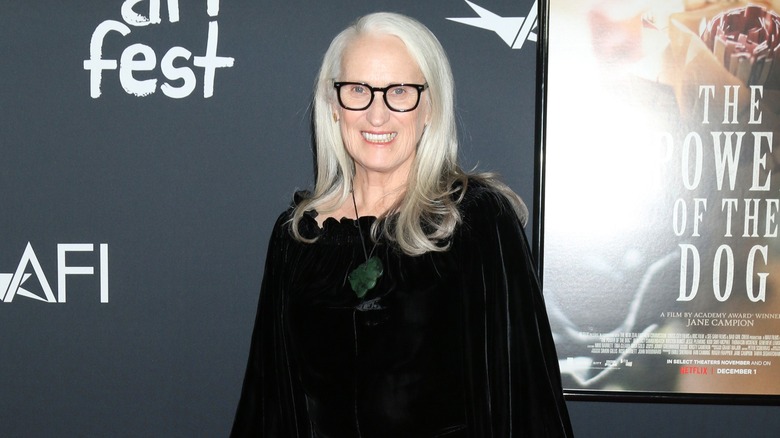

{"left": 0, "top": 1, "right": 538, "bottom": 435}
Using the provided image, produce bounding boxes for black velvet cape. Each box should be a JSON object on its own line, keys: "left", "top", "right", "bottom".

{"left": 231, "top": 183, "right": 573, "bottom": 437}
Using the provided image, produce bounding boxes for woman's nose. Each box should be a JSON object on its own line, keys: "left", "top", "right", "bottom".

{"left": 365, "top": 91, "right": 391, "bottom": 126}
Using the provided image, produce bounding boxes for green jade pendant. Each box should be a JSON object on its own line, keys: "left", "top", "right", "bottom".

{"left": 348, "top": 255, "right": 383, "bottom": 298}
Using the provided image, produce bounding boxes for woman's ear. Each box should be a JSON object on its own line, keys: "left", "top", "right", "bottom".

{"left": 331, "top": 102, "right": 341, "bottom": 123}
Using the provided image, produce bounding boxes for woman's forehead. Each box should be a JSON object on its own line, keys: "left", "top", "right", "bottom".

{"left": 340, "top": 33, "right": 424, "bottom": 84}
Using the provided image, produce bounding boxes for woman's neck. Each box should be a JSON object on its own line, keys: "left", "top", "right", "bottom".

{"left": 313, "top": 168, "right": 409, "bottom": 227}
{"left": 351, "top": 171, "right": 407, "bottom": 218}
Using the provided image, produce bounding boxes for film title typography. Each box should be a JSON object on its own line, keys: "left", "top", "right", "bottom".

{"left": 661, "top": 85, "right": 775, "bottom": 303}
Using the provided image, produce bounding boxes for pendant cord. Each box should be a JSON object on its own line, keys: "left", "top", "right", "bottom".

{"left": 351, "top": 190, "right": 369, "bottom": 260}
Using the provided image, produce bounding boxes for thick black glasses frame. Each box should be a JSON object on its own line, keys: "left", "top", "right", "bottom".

{"left": 333, "top": 82, "right": 428, "bottom": 112}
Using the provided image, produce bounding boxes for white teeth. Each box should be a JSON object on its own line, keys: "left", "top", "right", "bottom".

{"left": 362, "top": 132, "right": 397, "bottom": 143}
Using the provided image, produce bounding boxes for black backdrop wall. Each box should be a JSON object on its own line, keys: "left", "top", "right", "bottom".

{"left": 1, "top": 1, "right": 778, "bottom": 437}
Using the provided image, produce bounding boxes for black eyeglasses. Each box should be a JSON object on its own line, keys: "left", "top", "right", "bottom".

{"left": 334, "top": 82, "right": 428, "bottom": 112}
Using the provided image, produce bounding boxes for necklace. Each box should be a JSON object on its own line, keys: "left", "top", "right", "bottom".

{"left": 347, "top": 190, "right": 383, "bottom": 298}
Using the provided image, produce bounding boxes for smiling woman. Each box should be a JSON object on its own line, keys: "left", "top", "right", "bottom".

{"left": 231, "top": 11, "right": 572, "bottom": 437}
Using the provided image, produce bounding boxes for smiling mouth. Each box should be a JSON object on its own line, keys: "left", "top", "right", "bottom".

{"left": 362, "top": 132, "right": 397, "bottom": 143}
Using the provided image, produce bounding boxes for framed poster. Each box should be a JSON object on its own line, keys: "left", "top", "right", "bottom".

{"left": 536, "top": 0, "right": 780, "bottom": 402}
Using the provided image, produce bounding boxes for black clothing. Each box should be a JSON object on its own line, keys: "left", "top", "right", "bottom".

{"left": 232, "top": 184, "right": 573, "bottom": 437}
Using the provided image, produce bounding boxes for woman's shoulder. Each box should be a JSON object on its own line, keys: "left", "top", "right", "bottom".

{"left": 457, "top": 176, "right": 528, "bottom": 225}
{"left": 452, "top": 177, "right": 531, "bottom": 252}
{"left": 268, "top": 191, "right": 307, "bottom": 235}
{"left": 270, "top": 192, "right": 305, "bottom": 224}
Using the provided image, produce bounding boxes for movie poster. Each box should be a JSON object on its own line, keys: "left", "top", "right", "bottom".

{"left": 541, "top": 0, "right": 780, "bottom": 397}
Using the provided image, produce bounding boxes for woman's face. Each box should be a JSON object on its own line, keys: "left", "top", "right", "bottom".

{"left": 336, "top": 33, "right": 430, "bottom": 184}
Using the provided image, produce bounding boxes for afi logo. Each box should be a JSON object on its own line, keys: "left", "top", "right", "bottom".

{"left": 0, "top": 243, "right": 109, "bottom": 303}
{"left": 448, "top": 0, "right": 538, "bottom": 50}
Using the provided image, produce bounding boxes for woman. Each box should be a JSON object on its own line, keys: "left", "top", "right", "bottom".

{"left": 232, "top": 12, "right": 572, "bottom": 437}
